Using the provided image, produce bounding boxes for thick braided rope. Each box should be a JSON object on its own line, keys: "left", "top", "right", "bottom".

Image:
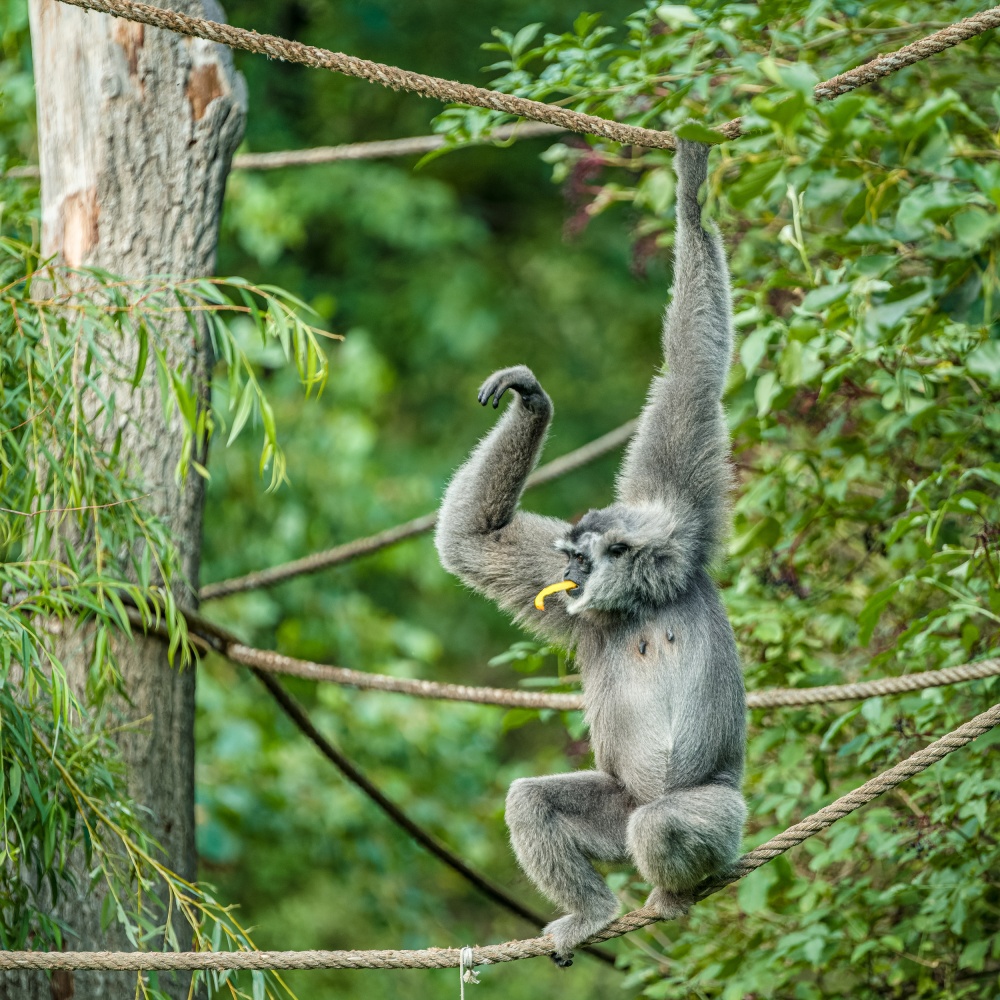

{"left": 53, "top": 0, "right": 683, "bottom": 149}
{"left": 3, "top": 701, "right": 997, "bottom": 971}
{"left": 200, "top": 420, "right": 638, "bottom": 599}
{"left": 55, "top": 0, "right": 1000, "bottom": 152}
{"left": 746, "top": 658, "right": 1000, "bottom": 708}
{"left": 227, "top": 643, "right": 1000, "bottom": 712}
{"left": 722, "top": 698, "right": 1000, "bottom": 880}
{"left": 13, "top": 8, "right": 1000, "bottom": 182}
{"left": 813, "top": 9, "right": 1000, "bottom": 98}
{"left": 592, "top": 692, "right": 1000, "bottom": 933}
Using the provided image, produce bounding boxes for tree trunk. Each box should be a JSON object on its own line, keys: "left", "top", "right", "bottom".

{"left": 5, "top": 2, "right": 245, "bottom": 998}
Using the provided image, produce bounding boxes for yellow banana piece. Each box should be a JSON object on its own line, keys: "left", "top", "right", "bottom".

{"left": 534, "top": 580, "right": 578, "bottom": 611}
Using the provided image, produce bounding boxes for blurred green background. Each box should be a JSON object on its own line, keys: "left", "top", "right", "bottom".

{"left": 3, "top": 0, "right": 1000, "bottom": 997}
{"left": 199, "top": 2, "right": 656, "bottom": 997}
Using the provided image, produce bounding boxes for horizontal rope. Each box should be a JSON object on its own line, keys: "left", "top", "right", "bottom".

{"left": 746, "top": 658, "right": 1000, "bottom": 708}
{"left": 134, "top": 598, "right": 1000, "bottom": 714}
{"left": 54, "top": 0, "right": 1000, "bottom": 151}
{"left": 3, "top": 123, "right": 567, "bottom": 180}
{"left": 223, "top": 642, "right": 1000, "bottom": 712}
{"left": 4, "top": 700, "right": 997, "bottom": 970}
{"left": 200, "top": 419, "right": 638, "bottom": 600}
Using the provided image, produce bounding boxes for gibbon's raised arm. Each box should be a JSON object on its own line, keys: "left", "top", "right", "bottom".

{"left": 616, "top": 140, "right": 735, "bottom": 563}
{"left": 435, "top": 365, "right": 576, "bottom": 645}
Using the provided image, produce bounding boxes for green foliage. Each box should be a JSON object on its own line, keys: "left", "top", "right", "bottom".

{"left": 0, "top": 228, "right": 330, "bottom": 996}
{"left": 433, "top": 2, "right": 1000, "bottom": 995}
{"left": 7, "top": 0, "right": 1000, "bottom": 998}
{"left": 222, "top": 2, "right": 1000, "bottom": 995}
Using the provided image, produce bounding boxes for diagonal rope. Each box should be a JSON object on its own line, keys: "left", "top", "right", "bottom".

{"left": 54, "top": 0, "right": 1000, "bottom": 151}
{"left": 3, "top": 700, "right": 997, "bottom": 970}
{"left": 200, "top": 420, "right": 638, "bottom": 600}
{"left": 250, "top": 665, "right": 617, "bottom": 967}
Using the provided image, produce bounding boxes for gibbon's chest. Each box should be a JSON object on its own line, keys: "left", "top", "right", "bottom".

{"left": 579, "top": 614, "right": 683, "bottom": 699}
{"left": 579, "top": 615, "right": 686, "bottom": 794}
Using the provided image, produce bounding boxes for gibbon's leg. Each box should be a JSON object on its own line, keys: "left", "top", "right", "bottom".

{"left": 627, "top": 783, "right": 746, "bottom": 914}
{"left": 505, "top": 770, "right": 633, "bottom": 964}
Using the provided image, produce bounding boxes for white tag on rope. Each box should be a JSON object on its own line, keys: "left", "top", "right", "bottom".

{"left": 459, "top": 946, "right": 480, "bottom": 1000}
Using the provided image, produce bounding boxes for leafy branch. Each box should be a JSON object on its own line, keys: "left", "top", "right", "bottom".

{"left": 0, "top": 236, "right": 335, "bottom": 996}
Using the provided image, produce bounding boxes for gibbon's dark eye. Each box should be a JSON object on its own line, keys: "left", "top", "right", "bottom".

{"left": 607, "top": 543, "right": 629, "bottom": 557}
{"left": 575, "top": 553, "right": 586, "bottom": 564}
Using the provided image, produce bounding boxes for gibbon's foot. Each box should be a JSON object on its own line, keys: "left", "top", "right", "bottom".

{"left": 645, "top": 886, "right": 693, "bottom": 921}
{"left": 476, "top": 365, "right": 548, "bottom": 413}
{"left": 544, "top": 907, "right": 618, "bottom": 968}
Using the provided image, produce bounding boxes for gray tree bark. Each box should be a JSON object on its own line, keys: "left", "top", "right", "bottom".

{"left": 4, "top": 2, "right": 245, "bottom": 998}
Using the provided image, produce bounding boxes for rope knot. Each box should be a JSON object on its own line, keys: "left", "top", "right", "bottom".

{"left": 459, "top": 946, "right": 480, "bottom": 998}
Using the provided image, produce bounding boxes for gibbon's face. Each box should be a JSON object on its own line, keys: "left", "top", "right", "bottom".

{"left": 552, "top": 504, "right": 694, "bottom": 616}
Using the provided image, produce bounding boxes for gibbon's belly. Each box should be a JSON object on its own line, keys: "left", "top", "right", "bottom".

{"left": 583, "top": 616, "right": 686, "bottom": 802}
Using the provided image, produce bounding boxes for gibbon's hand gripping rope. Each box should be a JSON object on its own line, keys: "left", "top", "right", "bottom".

{"left": 1, "top": 700, "right": 997, "bottom": 970}
{"left": 53, "top": 0, "right": 1000, "bottom": 151}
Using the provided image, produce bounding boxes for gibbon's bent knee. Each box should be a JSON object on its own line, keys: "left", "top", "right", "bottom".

{"left": 505, "top": 777, "right": 545, "bottom": 830}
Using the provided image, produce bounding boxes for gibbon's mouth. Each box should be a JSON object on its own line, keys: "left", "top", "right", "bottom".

{"left": 534, "top": 580, "right": 578, "bottom": 611}
{"left": 564, "top": 584, "right": 592, "bottom": 615}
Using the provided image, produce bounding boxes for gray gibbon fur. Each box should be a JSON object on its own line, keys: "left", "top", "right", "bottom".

{"left": 435, "top": 139, "right": 746, "bottom": 966}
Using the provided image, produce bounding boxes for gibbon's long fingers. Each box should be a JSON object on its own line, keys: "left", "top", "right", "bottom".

{"left": 534, "top": 580, "right": 578, "bottom": 610}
